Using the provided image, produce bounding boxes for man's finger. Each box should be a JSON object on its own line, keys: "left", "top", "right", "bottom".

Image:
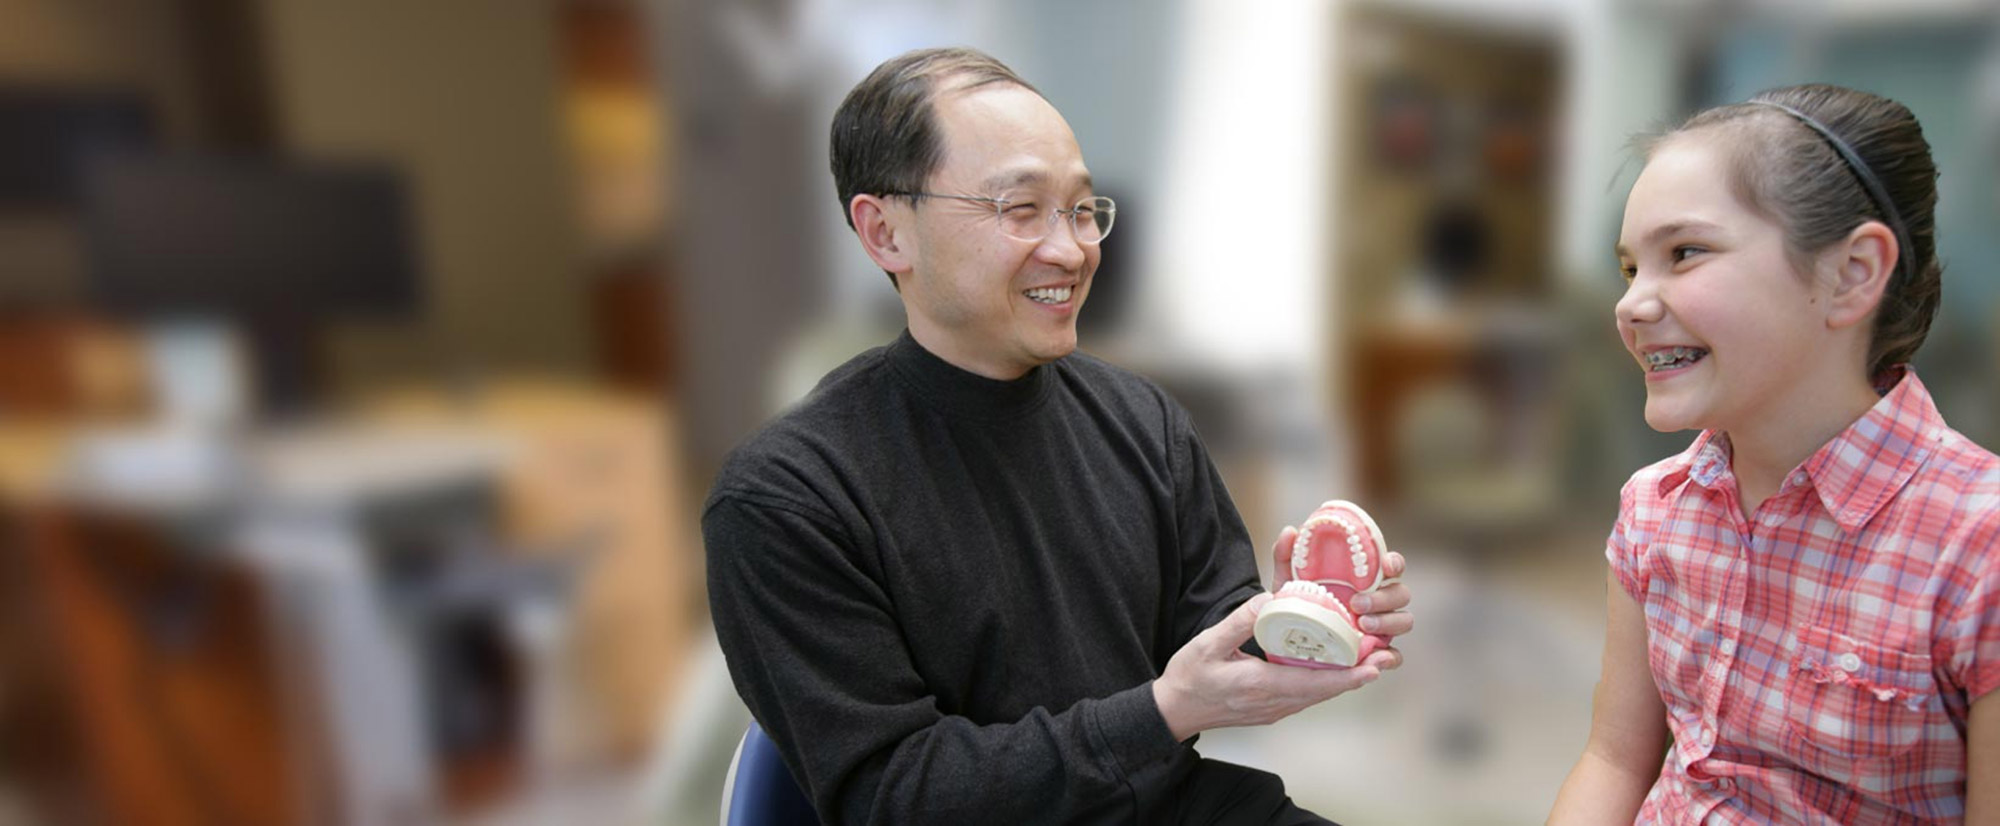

{"left": 1359, "top": 610, "right": 1414, "bottom": 638}
{"left": 1356, "top": 582, "right": 1412, "bottom": 614}
{"left": 1277, "top": 661, "right": 1380, "bottom": 695}
{"left": 1270, "top": 526, "right": 1298, "bottom": 579}
{"left": 1360, "top": 646, "right": 1402, "bottom": 672}
{"left": 1203, "top": 592, "right": 1273, "bottom": 653}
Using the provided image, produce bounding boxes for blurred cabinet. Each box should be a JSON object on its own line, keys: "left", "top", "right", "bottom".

{"left": 0, "top": 315, "right": 149, "bottom": 420}
{"left": 8, "top": 507, "right": 300, "bottom": 826}
{"left": 358, "top": 380, "right": 697, "bottom": 762}
{"left": 0, "top": 379, "right": 696, "bottom": 823}
{"left": 1331, "top": 4, "right": 1562, "bottom": 506}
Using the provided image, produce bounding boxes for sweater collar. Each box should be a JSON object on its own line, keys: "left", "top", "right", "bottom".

{"left": 886, "top": 329, "right": 1054, "bottom": 420}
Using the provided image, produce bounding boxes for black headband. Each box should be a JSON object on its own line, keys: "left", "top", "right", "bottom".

{"left": 1749, "top": 100, "right": 1914, "bottom": 283}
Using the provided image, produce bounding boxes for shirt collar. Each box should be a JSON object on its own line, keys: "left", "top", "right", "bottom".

{"left": 1798, "top": 366, "right": 1944, "bottom": 531}
{"left": 885, "top": 328, "right": 1054, "bottom": 420}
{"left": 1655, "top": 366, "right": 1944, "bottom": 532}
{"left": 1655, "top": 426, "right": 1733, "bottom": 498}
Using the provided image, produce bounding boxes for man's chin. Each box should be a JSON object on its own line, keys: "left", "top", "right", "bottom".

{"left": 1033, "top": 331, "right": 1080, "bottom": 362}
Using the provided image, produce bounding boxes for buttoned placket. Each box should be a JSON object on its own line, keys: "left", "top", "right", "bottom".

{"left": 1691, "top": 470, "right": 1758, "bottom": 802}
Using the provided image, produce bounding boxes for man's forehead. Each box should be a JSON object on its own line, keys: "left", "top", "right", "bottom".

{"left": 934, "top": 82, "right": 1052, "bottom": 133}
{"left": 978, "top": 167, "right": 1094, "bottom": 193}
{"left": 932, "top": 86, "right": 1091, "bottom": 191}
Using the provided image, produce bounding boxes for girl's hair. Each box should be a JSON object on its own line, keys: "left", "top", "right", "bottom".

{"left": 1646, "top": 84, "right": 1942, "bottom": 376}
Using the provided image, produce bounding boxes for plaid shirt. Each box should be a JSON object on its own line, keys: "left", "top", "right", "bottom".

{"left": 1608, "top": 368, "right": 2000, "bottom": 824}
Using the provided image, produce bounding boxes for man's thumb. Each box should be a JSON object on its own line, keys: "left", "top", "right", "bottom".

{"left": 1203, "top": 593, "right": 1272, "bottom": 651}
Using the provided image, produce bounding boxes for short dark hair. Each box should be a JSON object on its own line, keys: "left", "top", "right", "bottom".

{"left": 1644, "top": 84, "right": 1942, "bottom": 376}
{"left": 829, "top": 47, "right": 1041, "bottom": 284}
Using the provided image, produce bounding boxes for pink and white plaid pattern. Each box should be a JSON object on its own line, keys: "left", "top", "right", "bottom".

{"left": 1608, "top": 368, "right": 2000, "bottom": 824}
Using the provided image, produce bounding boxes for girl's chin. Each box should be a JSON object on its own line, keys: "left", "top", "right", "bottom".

{"left": 1642, "top": 401, "right": 1705, "bottom": 434}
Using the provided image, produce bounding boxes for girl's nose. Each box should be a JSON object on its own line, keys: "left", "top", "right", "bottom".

{"left": 1615, "top": 275, "right": 1661, "bottom": 327}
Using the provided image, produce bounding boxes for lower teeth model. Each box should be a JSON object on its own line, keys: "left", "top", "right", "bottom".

{"left": 1254, "top": 500, "right": 1394, "bottom": 669}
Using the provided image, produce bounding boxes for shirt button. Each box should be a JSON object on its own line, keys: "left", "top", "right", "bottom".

{"left": 1720, "top": 639, "right": 1737, "bottom": 656}
{"left": 1790, "top": 472, "right": 1807, "bottom": 486}
{"left": 1838, "top": 652, "right": 1863, "bottom": 672}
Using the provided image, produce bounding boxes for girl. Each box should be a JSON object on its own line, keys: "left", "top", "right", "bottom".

{"left": 1549, "top": 84, "right": 2000, "bottom": 823}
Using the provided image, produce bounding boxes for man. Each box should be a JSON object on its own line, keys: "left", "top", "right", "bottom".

{"left": 704, "top": 46, "right": 1413, "bottom": 825}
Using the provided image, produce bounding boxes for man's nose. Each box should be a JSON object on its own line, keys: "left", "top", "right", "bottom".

{"left": 1034, "top": 217, "right": 1088, "bottom": 270}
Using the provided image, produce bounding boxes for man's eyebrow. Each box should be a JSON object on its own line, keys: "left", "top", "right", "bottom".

{"left": 979, "top": 169, "right": 1093, "bottom": 193}
{"left": 980, "top": 169, "right": 1042, "bottom": 191}
{"left": 1614, "top": 219, "right": 1724, "bottom": 258}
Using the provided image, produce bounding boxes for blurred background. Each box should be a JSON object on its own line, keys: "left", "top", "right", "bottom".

{"left": 0, "top": 0, "right": 1995, "bottom": 823}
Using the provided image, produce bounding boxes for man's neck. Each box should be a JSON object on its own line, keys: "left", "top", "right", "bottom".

{"left": 905, "top": 320, "right": 1032, "bottom": 381}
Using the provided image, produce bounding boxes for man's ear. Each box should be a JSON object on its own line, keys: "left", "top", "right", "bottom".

{"left": 851, "top": 194, "right": 916, "bottom": 277}
{"left": 1825, "top": 220, "right": 1897, "bottom": 330}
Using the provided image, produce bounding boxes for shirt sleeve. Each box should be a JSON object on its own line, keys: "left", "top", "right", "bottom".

{"left": 1942, "top": 510, "right": 2000, "bottom": 702}
{"left": 1605, "top": 475, "right": 1649, "bottom": 602}
{"left": 1163, "top": 404, "right": 1266, "bottom": 649}
{"left": 704, "top": 490, "right": 1185, "bottom": 825}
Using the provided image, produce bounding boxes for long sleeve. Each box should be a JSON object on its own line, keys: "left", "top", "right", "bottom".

{"left": 705, "top": 493, "right": 1184, "bottom": 825}
{"left": 1163, "top": 404, "right": 1264, "bottom": 651}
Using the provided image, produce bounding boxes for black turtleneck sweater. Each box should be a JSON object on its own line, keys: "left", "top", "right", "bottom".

{"left": 704, "top": 331, "right": 1264, "bottom": 825}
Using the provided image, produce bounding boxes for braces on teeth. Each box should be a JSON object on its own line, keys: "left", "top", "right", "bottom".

{"left": 1646, "top": 346, "right": 1705, "bottom": 369}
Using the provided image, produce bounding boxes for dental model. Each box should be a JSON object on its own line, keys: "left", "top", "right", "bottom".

{"left": 1254, "top": 500, "right": 1393, "bottom": 669}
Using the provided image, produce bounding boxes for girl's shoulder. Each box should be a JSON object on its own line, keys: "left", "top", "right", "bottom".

{"left": 1918, "top": 428, "right": 2000, "bottom": 553}
{"left": 1924, "top": 425, "right": 2000, "bottom": 487}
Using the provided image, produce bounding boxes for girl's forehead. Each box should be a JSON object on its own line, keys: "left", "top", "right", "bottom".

{"left": 1621, "top": 138, "right": 1763, "bottom": 243}
{"left": 1638, "top": 138, "right": 1731, "bottom": 193}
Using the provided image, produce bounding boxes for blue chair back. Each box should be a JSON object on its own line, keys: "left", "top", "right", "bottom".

{"left": 721, "top": 719, "right": 820, "bottom": 826}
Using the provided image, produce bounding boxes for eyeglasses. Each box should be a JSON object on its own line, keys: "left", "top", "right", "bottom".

{"left": 885, "top": 192, "right": 1116, "bottom": 244}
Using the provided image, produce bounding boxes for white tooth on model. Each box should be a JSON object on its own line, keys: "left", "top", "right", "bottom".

{"left": 1281, "top": 580, "right": 1328, "bottom": 597}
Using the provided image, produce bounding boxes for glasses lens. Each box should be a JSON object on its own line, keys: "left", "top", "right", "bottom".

{"left": 996, "top": 196, "right": 1049, "bottom": 242}
{"left": 990, "top": 195, "right": 1117, "bottom": 244}
{"left": 1076, "top": 197, "right": 1114, "bottom": 244}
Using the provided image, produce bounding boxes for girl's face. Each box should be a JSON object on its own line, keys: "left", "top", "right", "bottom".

{"left": 1614, "top": 135, "right": 1838, "bottom": 435}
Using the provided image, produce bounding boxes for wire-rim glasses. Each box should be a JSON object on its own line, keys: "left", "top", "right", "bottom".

{"left": 885, "top": 191, "right": 1116, "bottom": 244}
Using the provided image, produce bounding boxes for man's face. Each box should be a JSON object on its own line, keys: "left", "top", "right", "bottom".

{"left": 894, "top": 83, "right": 1100, "bottom": 380}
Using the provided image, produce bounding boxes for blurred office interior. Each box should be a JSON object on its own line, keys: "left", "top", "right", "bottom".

{"left": 0, "top": 0, "right": 1995, "bottom": 824}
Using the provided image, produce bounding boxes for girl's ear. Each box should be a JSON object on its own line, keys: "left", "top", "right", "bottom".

{"left": 1825, "top": 220, "right": 1897, "bottom": 330}
{"left": 852, "top": 194, "right": 916, "bottom": 277}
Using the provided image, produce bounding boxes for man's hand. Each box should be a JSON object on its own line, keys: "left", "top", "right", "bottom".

{"left": 1152, "top": 527, "right": 1415, "bottom": 742}
{"left": 1154, "top": 593, "right": 1384, "bottom": 741}
{"left": 1351, "top": 543, "right": 1414, "bottom": 640}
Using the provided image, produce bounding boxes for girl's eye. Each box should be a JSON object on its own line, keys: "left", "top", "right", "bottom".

{"left": 1671, "top": 245, "right": 1704, "bottom": 263}
{"left": 1618, "top": 263, "right": 1637, "bottom": 282}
